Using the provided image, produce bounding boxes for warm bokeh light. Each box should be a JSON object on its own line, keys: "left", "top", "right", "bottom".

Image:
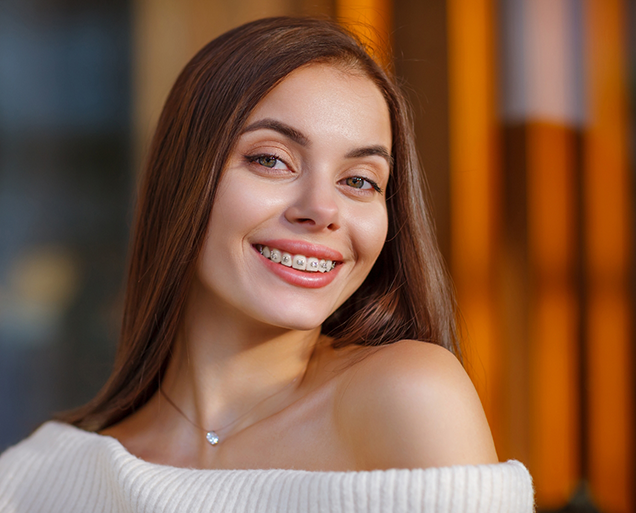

{"left": 527, "top": 123, "right": 579, "bottom": 506}
{"left": 584, "top": 0, "right": 633, "bottom": 510}
{"left": 446, "top": 0, "right": 501, "bottom": 442}
{"left": 336, "top": 0, "right": 392, "bottom": 67}
{"left": 447, "top": 0, "right": 633, "bottom": 510}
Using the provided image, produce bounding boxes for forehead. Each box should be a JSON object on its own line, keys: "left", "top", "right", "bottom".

{"left": 245, "top": 63, "right": 392, "bottom": 149}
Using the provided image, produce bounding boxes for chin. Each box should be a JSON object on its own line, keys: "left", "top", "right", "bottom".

{"left": 250, "top": 302, "right": 335, "bottom": 332}
{"left": 264, "top": 312, "right": 329, "bottom": 332}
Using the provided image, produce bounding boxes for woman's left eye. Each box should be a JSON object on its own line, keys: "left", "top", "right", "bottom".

{"left": 343, "top": 176, "right": 381, "bottom": 193}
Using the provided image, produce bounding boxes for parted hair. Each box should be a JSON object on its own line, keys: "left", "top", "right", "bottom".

{"left": 63, "top": 16, "right": 460, "bottom": 431}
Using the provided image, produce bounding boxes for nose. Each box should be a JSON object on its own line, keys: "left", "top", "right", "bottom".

{"left": 284, "top": 174, "right": 341, "bottom": 231}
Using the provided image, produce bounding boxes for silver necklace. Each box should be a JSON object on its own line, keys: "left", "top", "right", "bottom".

{"left": 159, "top": 377, "right": 299, "bottom": 446}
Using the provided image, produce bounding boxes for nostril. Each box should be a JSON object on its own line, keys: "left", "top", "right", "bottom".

{"left": 284, "top": 198, "right": 340, "bottom": 230}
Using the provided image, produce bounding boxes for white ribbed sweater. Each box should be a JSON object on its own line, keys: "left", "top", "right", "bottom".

{"left": 0, "top": 422, "right": 534, "bottom": 512}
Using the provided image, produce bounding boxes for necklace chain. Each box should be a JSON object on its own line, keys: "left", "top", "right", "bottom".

{"left": 159, "top": 388, "right": 209, "bottom": 432}
{"left": 159, "top": 377, "right": 299, "bottom": 446}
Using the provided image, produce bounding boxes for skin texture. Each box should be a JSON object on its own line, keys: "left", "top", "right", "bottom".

{"left": 101, "top": 64, "right": 498, "bottom": 471}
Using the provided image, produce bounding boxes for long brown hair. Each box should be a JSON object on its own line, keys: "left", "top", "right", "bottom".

{"left": 63, "top": 17, "right": 460, "bottom": 431}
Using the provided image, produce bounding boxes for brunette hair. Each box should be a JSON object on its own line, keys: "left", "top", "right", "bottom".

{"left": 64, "top": 16, "right": 460, "bottom": 431}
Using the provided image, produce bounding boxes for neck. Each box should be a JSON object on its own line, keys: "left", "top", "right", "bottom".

{"left": 160, "top": 289, "right": 323, "bottom": 437}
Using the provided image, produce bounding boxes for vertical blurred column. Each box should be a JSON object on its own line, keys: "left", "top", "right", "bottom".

{"left": 526, "top": 118, "right": 580, "bottom": 507}
{"left": 447, "top": 0, "right": 502, "bottom": 442}
{"left": 500, "top": 0, "right": 583, "bottom": 507}
{"left": 584, "top": 0, "right": 633, "bottom": 510}
{"left": 393, "top": 0, "right": 451, "bottom": 262}
{"left": 335, "top": 0, "right": 392, "bottom": 65}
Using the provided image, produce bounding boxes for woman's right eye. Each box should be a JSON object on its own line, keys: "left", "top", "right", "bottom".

{"left": 248, "top": 154, "right": 287, "bottom": 170}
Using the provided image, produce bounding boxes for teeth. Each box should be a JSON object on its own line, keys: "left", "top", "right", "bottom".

{"left": 319, "top": 260, "right": 334, "bottom": 272}
{"left": 270, "top": 249, "right": 281, "bottom": 263}
{"left": 306, "top": 257, "right": 319, "bottom": 272}
{"left": 258, "top": 246, "right": 337, "bottom": 273}
{"left": 281, "top": 252, "right": 292, "bottom": 267}
{"left": 292, "top": 255, "right": 306, "bottom": 270}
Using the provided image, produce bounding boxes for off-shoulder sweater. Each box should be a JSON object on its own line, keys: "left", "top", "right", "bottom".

{"left": 0, "top": 422, "right": 534, "bottom": 512}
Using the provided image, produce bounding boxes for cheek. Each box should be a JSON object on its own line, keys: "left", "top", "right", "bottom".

{"left": 350, "top": 205, "right": 389, "bottom": 266}
{"left": 206, "top": 172, "right": 279, "bottom": 245}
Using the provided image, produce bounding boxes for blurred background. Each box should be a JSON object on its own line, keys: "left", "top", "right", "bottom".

{"left": 0, "top": 0, "right": 633, "bottom": 511}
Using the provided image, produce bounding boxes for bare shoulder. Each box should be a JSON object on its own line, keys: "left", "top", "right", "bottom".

{"left": 336, "top": 340, "right": 498, "bottom": 470}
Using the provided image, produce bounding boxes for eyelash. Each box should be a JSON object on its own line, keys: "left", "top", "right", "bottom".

{"left": 348, "top": 177, "right": 383, "bottom": 194}
{"left": 244, "top": 153, "right": 383, "bottom": 194}
{"left": 245, "top": 153, "right": 288, "bottom": 170}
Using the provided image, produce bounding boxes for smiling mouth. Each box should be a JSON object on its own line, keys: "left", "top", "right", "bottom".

{"left": 254, "top": 244, "right": 338, "bottom": 273}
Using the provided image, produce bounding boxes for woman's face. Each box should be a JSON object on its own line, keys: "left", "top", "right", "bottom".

{"left": 194, "top": 63, "right": 392, "bottom": 331}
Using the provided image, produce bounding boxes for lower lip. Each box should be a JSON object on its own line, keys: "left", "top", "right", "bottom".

{"left": 254, "top": 248, "right": 340, "bottom": 288}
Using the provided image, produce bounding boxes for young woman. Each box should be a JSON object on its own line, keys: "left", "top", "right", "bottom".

{"left": 0, "top": 17, "right": 533, "bottom": 512}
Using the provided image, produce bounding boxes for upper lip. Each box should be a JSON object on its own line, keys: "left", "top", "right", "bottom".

{"left": 255, "top": 239, "right": 344, "bottom": 261}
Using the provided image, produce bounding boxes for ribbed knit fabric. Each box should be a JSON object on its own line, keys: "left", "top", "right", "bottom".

{"left": 0, "top": 422, "right": 534, "bottom": 512}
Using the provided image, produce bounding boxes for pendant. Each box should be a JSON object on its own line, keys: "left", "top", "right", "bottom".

{"left": 206, "top": 431, "right": 220, "bottom": 446}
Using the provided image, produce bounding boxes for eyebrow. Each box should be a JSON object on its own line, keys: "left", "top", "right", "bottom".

{"left": 345, "top": 145, "right": 393, "bottom": 168}
{"left": 241, "top": 119, "right": 309, "bottom": 146}
{"left": 241, "top": 118, "right": 393, "bottom": 168}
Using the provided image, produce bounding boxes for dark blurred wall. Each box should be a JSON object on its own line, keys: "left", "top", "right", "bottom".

{"left": 0, "top": 0, "right": 132, "bottom": 450}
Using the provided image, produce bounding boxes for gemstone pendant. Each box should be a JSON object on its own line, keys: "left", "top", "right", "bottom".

{"left": 206, "top": 431, "right": 219, "bottom": 446}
